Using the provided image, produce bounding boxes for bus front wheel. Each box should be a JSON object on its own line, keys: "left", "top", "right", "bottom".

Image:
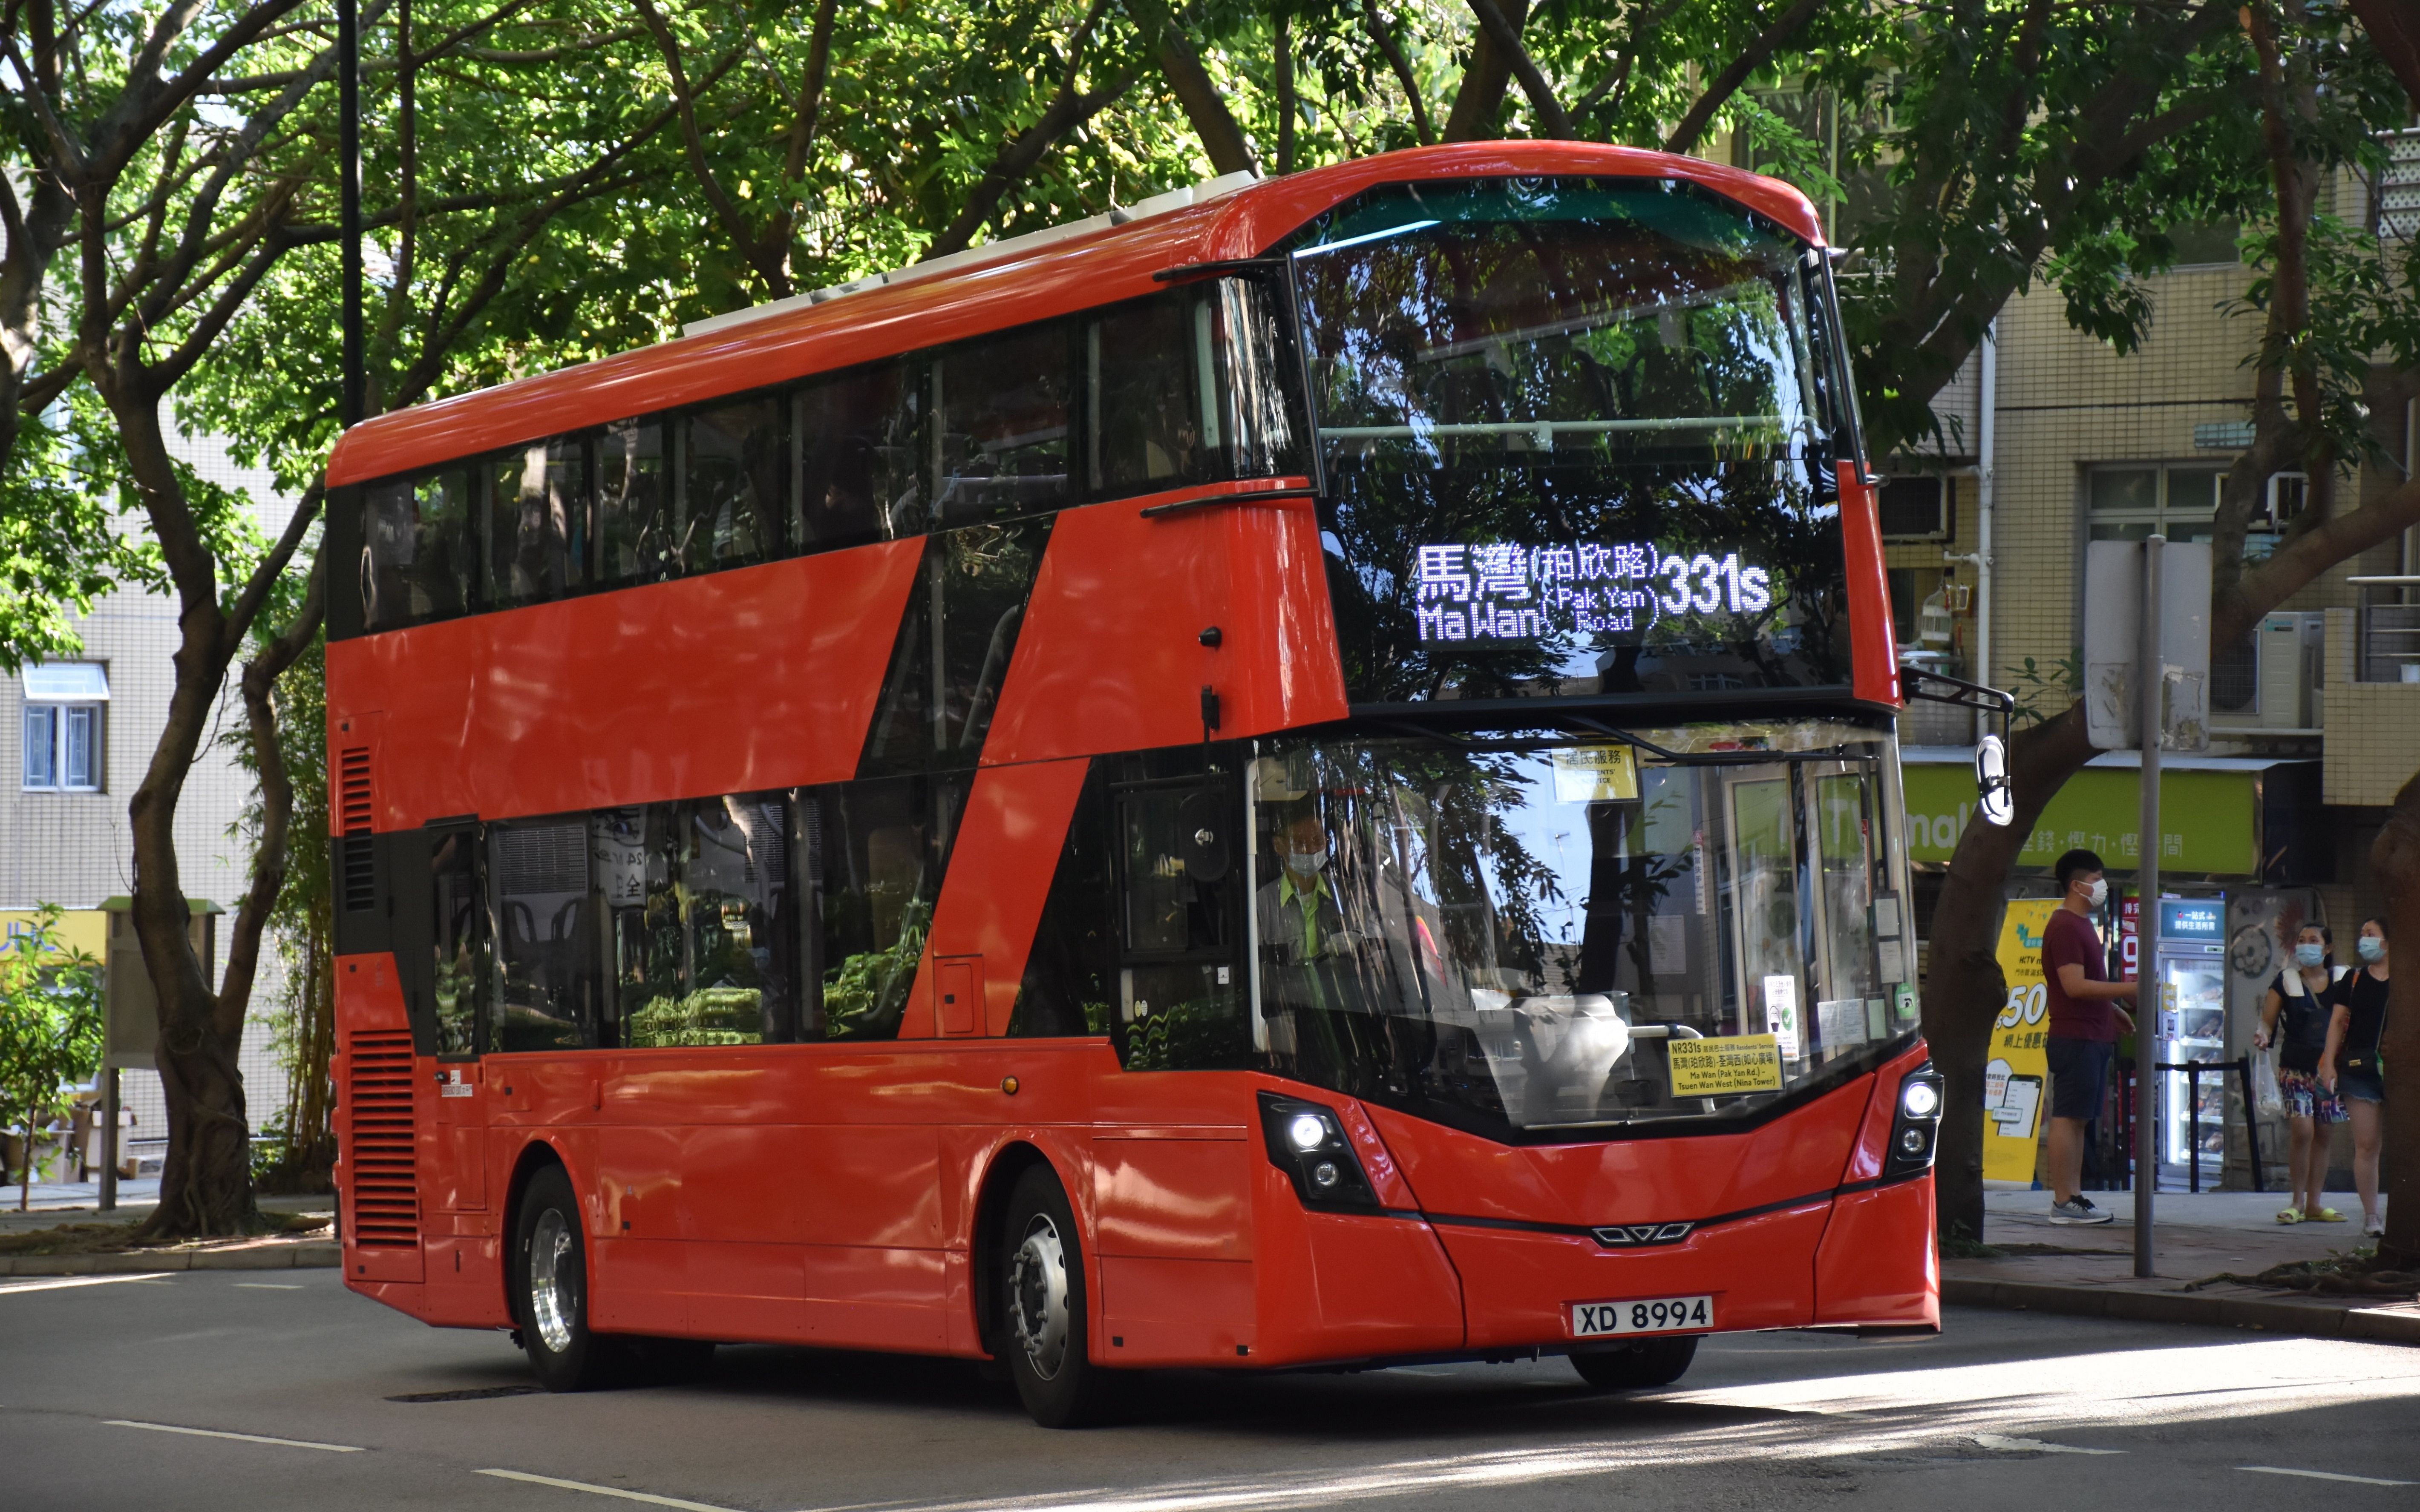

{"left": 997, "top": 1165, "right": 1112, "bottom": 1428}
{"left": 1569, "top": 1336, "right": 1699, "bottom": 1390}
{"left": 514, "top": 1164, "right": 620, "bottom": 1391}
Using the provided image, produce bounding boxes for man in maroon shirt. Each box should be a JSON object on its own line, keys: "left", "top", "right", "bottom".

{"left": 2041, "top": 848, "right": 2136, "bottom": 1224}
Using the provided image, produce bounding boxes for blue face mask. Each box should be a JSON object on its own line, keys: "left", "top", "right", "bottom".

{"left": 2295, "top": 943, "right": 2326, "bottom": 968}
{"left": 2358, "top": 936, "right": 2385, "bottom": 964}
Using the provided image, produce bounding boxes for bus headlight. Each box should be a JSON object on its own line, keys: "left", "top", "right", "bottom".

{"left": 1258, "top": 1092, "right": 1382, "bottom": 1212}
{"left": 1885, "top": 1063, "right": 1945, "bottom": 1179}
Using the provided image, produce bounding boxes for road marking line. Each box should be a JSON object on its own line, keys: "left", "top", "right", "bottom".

{"left": 479, "top": 1468, "right": 748, "bottom": 1510}
{"left": 0, "top": 1273, "right": 175, "bottom": 1295}
{"left": 2239, "top": 1467, "right": 2417, "bottom": 1487}
{"left": 105, "top": 1419, "right": 363, "bottom": 1452}
{"left": 233, "top": 1282, "right": 305, "bottom": 1289}
{"left": 1973, "top": 1434, "right": 2125, "bottom": 1456}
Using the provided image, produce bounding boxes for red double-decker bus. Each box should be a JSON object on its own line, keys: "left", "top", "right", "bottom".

{"left": 326, "top": 141, "right": 1943, "bottom": 1428}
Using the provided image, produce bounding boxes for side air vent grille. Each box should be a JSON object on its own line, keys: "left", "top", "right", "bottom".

{"left": 338, "top": 747, "right": 375, "bottom": 913}
{"left": 344, "top": 1032, "right": 418, "bottom": 1248}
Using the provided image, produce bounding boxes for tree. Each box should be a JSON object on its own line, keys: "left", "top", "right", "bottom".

{"left": 0, "top": 904, "right": 103, "bottom": 1211}
{"left": 5, "top": 0, "right": 680, "bottom": 1236}
{"left": 1920, "top": 2, "right": 2420, "bottom": 1239}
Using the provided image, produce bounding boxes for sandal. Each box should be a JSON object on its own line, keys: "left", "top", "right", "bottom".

{"left": 2276, "top": 1208, "right": 2303, "bottom": 1224}
{"left": 2309, "top": 1206, "right": 2347, "bottom": 1222}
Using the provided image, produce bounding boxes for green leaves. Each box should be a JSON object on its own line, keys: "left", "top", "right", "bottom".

{"left": 0, "top": 905, "right": 104, "bottom": 1201}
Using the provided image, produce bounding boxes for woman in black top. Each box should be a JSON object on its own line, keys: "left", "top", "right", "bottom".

{"left": 2256, "top": 923, "right": 2349, "bottom": 1223}
{"left": 2322, "top": 917, "right": 2389, "bottom": 1237}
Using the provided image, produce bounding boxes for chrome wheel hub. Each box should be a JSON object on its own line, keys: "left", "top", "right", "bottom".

{"left": 1007, "top": 1213, "right": 1071, "bottom": 1380}
{"left": 529, "top": 1209, "right": 576, "bottom": 1354}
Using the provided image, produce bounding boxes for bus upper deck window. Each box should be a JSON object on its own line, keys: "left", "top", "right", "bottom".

{"left": 796, "top": 362, "right": 920, "bottom": 549}
{"left": 934, "top": 323, "right": 1073, "bottom": 528}
{"left": 680, "top": 397, "right": 789, "bottom": 574}
{"left": 363, "top": 469, "right": 474, "bottom": 631}
{"left": 1089, "top": 295, "right": 1209, "bottom": 493}
{"left": 488, "top": 439, "right": 589, "bottom": 610}
{"left": 596, "top": 419, "right": 671, "bottom": 588}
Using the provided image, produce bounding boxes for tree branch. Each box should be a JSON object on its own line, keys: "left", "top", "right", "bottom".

{"left": 1157, "top": 22, "right": 1259, "bottom": 174}
{"left": 1465, "top": 0, "right": 1572, "bottom": 139}
{"left": 1440, "top": 0, "right": 1525, "bottom": 141}
{"left": 1361, "top": 1, "right": 1434, "bottom": 145}
{"left": 1662, "top": 0, "right": 1829, "bottom": 155}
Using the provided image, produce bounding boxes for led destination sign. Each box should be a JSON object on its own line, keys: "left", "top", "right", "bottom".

{"left": 1413, "top": 540, "right": 1777, "bottom": 643}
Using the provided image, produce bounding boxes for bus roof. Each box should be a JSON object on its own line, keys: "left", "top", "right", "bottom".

{"left": 325, "top": 141, "right": 1824, "bottom": 489}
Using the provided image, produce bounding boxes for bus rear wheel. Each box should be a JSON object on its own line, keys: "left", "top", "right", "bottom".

{"left": 997, "top": 1165, "right": 1112, "bottom": 1428}
{"left": 514, "top": 1164, "right": 621, "bottom": 1391}
{"left": 1570, "top": 1336, "right": 1699, "bottom": 1390}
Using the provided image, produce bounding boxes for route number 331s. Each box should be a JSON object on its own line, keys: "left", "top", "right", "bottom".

{"left": 1658, "top": 552, "right": 1772, "bottom": 616}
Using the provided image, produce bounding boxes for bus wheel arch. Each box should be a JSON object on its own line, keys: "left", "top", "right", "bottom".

{"left": 500, "top": 1140, "right": 574, "bottom": 1332}
{"left": 971, "top": 1141, "right": 1057, "bottom": 1360}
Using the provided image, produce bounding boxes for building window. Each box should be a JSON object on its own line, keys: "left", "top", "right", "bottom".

{"left": 2086, "top": 463, "right": 2224, "bottom": 543}
{"left": 20, "top": 662, "right": 107, "bottom": 793}
{"left": 1878, "top": 475, "right": 1949, "bottom": 540}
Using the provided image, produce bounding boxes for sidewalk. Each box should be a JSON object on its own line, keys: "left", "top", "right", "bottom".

{"left": 1946, "top": 1188, "right": 2419, "bottom": 1345}
{"left": 0, "top": 1180, "right": 338, "bottom": 1275}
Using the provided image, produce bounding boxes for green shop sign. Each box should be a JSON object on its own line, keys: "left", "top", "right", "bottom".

{"left": 1900, "top": 762, "right": 2258, "bottom": 874}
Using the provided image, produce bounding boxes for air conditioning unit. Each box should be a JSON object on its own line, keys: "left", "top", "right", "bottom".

{"left": 2213, "top": 612, "right": 2323, "bottom": 728}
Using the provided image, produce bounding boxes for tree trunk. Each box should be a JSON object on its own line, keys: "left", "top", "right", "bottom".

{"left": 1923, "top": 704, "right": 2097, "bottom": 1239}
{"left": 2369, "top": 769, "right": 2420, "bottom": 1270}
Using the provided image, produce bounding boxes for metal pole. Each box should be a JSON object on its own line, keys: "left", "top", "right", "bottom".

{"left": 339, "top": 0, "right": 364, "bottom": 428}
{"left": 98, "top": 1067, "right": 118, "bottom": 1212}
{"left": 2135, "top": 535, "right": 2164, "bottom": 1278}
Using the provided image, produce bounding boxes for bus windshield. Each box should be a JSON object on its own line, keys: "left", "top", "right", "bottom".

{"left": 1239, "top": 721, "right": 1913, "bottom": 1135}
{"left": 1287, "top": 177, "right": 1852, "bottom": 702}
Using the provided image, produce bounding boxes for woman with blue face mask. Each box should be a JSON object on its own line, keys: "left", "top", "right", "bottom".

{"left": 2321, "top": 919, "right": 2389, "bottom": 1237}
{"left": 2255, "top": 923, "right": 2348, "bottom": 1224}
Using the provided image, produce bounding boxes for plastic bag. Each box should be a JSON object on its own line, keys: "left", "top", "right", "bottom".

{"left": 2253, "top": 1047, "right": 2284, "bottom": 1119}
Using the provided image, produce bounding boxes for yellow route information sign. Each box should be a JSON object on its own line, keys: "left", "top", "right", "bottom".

{"left": 1666, "top": 1034, "right": 1783, "bottom": 1096}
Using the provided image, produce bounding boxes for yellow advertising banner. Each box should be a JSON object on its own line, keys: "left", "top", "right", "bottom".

{"left": 1982, "top": 899, "right": 2062, "bottom": 1187}
{"left": 1667, "top": 1034, "right": 1784, "bottom": 1096}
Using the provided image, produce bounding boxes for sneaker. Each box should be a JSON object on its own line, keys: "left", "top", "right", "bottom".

{"left": 2050, "top": 1198, "right": 2113, "bottom": 1225}
{"left": 2365, "top": 1213, "right": 2386, "bottom": 1237}
{"left": 2309, "top": 1206, "right": 2348, "bottom": 1223}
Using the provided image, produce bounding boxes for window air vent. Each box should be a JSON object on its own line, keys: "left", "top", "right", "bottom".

{"left": 339, "top": 747, "right": 375, "bottom": 913}
{"left": 343, "top": 1031, "right": 419, "bottom": 1249}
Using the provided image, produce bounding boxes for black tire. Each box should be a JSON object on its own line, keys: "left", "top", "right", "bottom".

{"left": 513, "top": 1164, "right": 624, "bottom": 1391}
{"left": 1570, "top": 1335, "right": 1699, "bottom": 1390}
{"left": 996, "top": 1165, "right": 1112, "bottom": 1428}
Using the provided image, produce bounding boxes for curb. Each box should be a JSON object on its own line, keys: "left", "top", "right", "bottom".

{"left": 1944, "top": 1276, "right": 2420, "bottom": 1345}
{"left": 0, "top": 1242, "right": 339, "bottom": 1276}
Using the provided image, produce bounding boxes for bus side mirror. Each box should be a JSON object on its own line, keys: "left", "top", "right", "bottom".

{"left": 1975, "top": 735, "right": 2014, "bottom": 828}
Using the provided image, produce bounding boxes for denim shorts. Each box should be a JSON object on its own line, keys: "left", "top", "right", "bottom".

{"left": 2279, "top": 1066, "right": 2348, "bottom": 1124}
{"left": 2046, "top": 1035, "right": 2115, "bottom": 1122}
{"left": 2337, "top": 1061, "right": 2385, "bottom": 1105}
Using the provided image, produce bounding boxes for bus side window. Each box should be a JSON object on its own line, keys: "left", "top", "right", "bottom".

{"left": 1010, "top": 762, "right": 1115, "bottom": 1038}
{"left": 1089, "top": 294, "right": 1209, "bottom": 494}
{"left": 365, "top": 468, "right": 475, "bottom": 630}
{"left": 490, "top": 819, "right": 598, "bottom": 1052}
{"left": 933, "top": 322, "right": 1074, "bottom": 528}
{"left": 487, "top": 438, "right": 588, "bottom": 609}
{"left": 596, "top": 418, "right": 672, "bottom": 587}
{"left": 429, "top": 825, "right": 487, "bottom": 1056}
{"left": 680, "top": 397, "right": 789, "bottom": 574}
{"left": 812, "top": 776, "right": 965, "bottom": 1041}
{"left": 797, "top": 362, "right": 921, "bottom": 550}
{"left": 1113, "top": 776, "right": 1246, "bottom": 1069}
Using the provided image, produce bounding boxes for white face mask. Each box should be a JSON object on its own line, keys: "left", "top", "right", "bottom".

{"left": 1284, "top": 846, "right": 1327, "bottom": 877}
{"left": 2084, "top": 878, "right": 2108, "bottom": 909}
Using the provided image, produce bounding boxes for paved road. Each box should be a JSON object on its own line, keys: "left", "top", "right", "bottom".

{"left": 5, "top": 1269, "right": 2417, "bottom": 1512}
